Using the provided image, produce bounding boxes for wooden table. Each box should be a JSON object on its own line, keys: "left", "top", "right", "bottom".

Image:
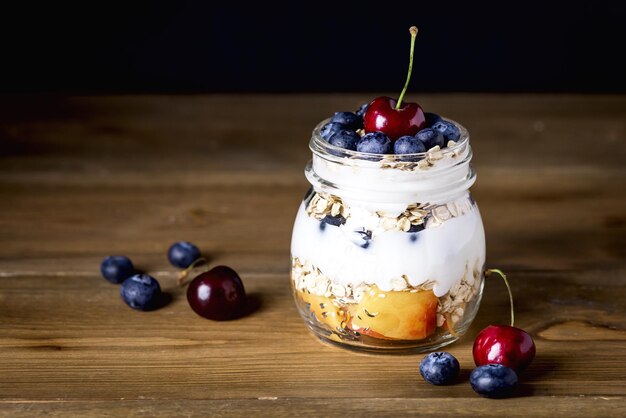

{"left": 1, "top": 94, "right": 625, "bottom": 417}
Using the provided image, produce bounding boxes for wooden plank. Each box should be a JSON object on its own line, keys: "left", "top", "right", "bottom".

{"left": 0, "top": 271, "right": 624, "bottom": 401}
{"left": 0, "top": 94, "right": 625, "bottom": 415}
{"left": 0, "top": 397, "right": 624, "bottom": 418}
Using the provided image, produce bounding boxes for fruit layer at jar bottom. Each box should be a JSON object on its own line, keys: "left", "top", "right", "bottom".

{"left": 291, "top": 258, "right": 482, "bottom": 342}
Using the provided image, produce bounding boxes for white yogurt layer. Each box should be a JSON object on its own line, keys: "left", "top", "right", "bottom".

{"left": 290, "top": 198, "right": 485, "bottom": 297}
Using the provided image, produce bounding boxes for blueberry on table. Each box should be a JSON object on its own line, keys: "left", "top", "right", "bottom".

{"left": 329, "top": 130, "right": 359, "bottom": 151}
{"left": 394, "top": 135, "right": 426, "bottom": 154}
{"left": 120, "top": 274, "right": 162, "bottom": 311}
{"left": 419, "top": 352, "right": 460, "bottom": 385}
{"left": 424, "top": 112, "right": 442, "bottom": 127}
{"left": 416, "top": 128, "right": 444, "bottom": 150}
{"left": 470, "top": 364, "right": 518, "bottom": 398}
{"left": 432, "top": 120, "right": 461, "bottom": 143}
{"left": 356, "top": 132, "right": 392, "bottom": 154}
{"left": 320, "top": 122, "right": 345, "bottom": 141}
{"left": 330, "top": 111, "right": 362, "bottom": 130}
{"left": 168, "top": 241, "right": 201, "bottom": 268}
{"left": 100, "top": 255, "right": 134, "bottom": 284}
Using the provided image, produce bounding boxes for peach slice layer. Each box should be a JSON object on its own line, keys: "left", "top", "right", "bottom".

{"left": 349, "top": 285, "right": 438, "bottom": 340}
{"left": 299, "top": 291, "right": 345, "bottom": 331}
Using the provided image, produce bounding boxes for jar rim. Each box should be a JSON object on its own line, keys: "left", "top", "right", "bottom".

{"left": 309, "top": 117, "right": 470, "bottom": 164}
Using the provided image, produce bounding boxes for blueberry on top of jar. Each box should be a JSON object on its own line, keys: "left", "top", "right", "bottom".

{"left": 330, "top": 111, "right": 363, "bottom": 130}
{"left": 356, "top": 132, "right": 392, "bottom": 154}
{"left": 320, "top": 122, "right": 345, "bottom": 141}
{"left": 394, "top": 135, "right": 426, "bottom": 154}
{"left": 424, "top": 112, "right": 442, "bottom": 127}
{"left": 432, "top": 120, "right": 461, "bottom": 142}
{"left": 329, "top": 130, "right": 359, "bottom": 151}
{"left": 416, "top": 128, "right": 444, "bottom": 150}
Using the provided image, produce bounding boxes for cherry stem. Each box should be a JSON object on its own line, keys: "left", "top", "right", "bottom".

{"left": 486, "top": 269, "right": 514, "bottom": 327}
{"left": 395, "top": 26, "right": 418, "bottom": 110}
{"left": 177, "top": 257, "right": 208, "bottom": 286}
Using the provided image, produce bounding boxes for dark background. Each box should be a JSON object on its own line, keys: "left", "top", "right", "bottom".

{"left": 2, "top": 1, "right": 625, "bottom": 93}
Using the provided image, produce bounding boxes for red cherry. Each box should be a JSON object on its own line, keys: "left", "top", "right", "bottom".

{"left": 187, "top": 265, "right": 246, "bottom": 321}
{"left": 473, "top": 269, "right": 536, "bottom": 373}
{"left": 473, "top": 324, "right": 536, "bottom": 373}
{"left": 363, "top": 96, "right": 426, "bottom": 140}
{"left": 363, "top": 26, "right": 425, "bottom": 141}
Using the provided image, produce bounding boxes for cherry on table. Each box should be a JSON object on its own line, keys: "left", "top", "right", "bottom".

{"left": 187, "top": 266, "right": 247, "bottom": 321}
{"left": 473, "top": 324, "right": 536, "bottom": 373}
{"left": 473, "top": 269, "right": 536, "bottom": 373}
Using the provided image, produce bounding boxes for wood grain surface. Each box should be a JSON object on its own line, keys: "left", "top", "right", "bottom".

{"left": 0, "top": 94, "right": 625, "bottom": 417}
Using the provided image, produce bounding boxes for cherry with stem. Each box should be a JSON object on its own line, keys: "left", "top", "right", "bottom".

{"left": 473, "top": 268, "right": 536, "bottom": 373}
{"left": 362, "top": 26, "right": 426, "bottom": 140}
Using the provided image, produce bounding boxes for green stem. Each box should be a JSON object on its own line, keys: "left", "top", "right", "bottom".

{"left": 177, "top": 256, "right": 208, "bottom": 286}
{"left": 486, "top": 269, "right": 514, "bottom": 327}
{"left": 395, "top": 26, "right": 418, "bottom": 110}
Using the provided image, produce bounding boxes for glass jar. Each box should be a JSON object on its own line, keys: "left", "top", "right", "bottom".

{"left": 290, "top": 119, "right": 485, "bottom": 353}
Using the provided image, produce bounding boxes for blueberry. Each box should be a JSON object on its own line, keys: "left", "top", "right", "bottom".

{"left": 319, "top": 214, "right": 346, "bottom": 231}
{"left": 416, "top": 128, "right": 445, "bottom": 150}
{"left": 329, "top": 129, "right": 359, "bottom": 151}
{"left": 470, "top": 364, "right": 518, "bottom": 398}
{"left": 322, "top": 214, "right": 346, "bottom": 227}
{"left": 348, "top": 228, "right": 372, "bottom": 248}
{"left": 100, "top": 255, "right": 134, "bottom": 284}
{"left": 120, "top": 274, "right": 162, "bottom": 311}
{"left": 424, "top": 112, "right": 442, "bottom": 127}
{"left": 419, "top": 352, "right": 461, "bottom": 385}
{"left": 394, "top": 135, "right": 426, "bottom": 154}
{"left": 432, "top": 120, "right": 461, "bottom": 143}
{"left": 356, "top": 132, "right": 392, "bottom": 154}
{"left": 409, "top": 233, "right": 418, "bottom": 242}
{"left": 330, "top": 111, "right": 362, "bottom": 130}
{"left": 408, "top": 223, "right": 425, "bottom": 233}
{"left": 320, "top": 122, "right": 344, "bottom": 141}
{"left": 356, "top": 229, "right": 372, "bottom": 241}
{"left": 356, "top": 102, "right": 369, "bottom": 119}
{"left": 167, "top": 241, "right": 201, "bottom": 268}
